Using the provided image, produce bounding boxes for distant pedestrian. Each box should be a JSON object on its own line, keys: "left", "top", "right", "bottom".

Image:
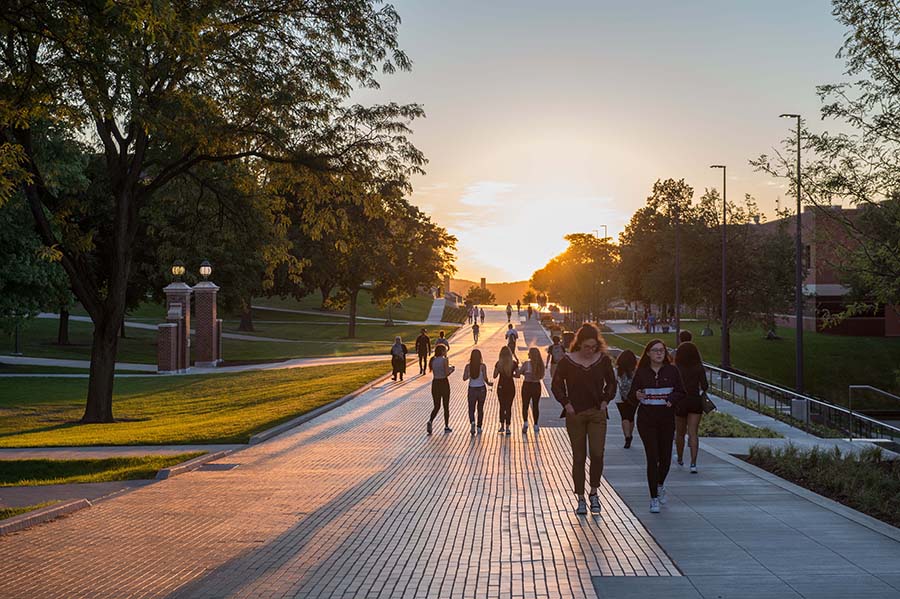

{"left": 504, "top": 323, "right": 519, "bottom": 357}
{"left": 520, "top": 347, "right": 545, "bottom": 433}
{"left": 415, "top": 328, "right": 431, "bottom": 375}
{"left": 614, "top": 349, "right": 638, "bottom": 448}
{"left": 678, "top": 330, "right": 692, "bottom": 343}
{"left": 506, "top": 303, "right": 513, "bottom": 322}
{"left": 674, "top": 341, "right": 708, "bottom": 473}
{"left": 427, "top": 345, "right": 455, "bottom": 435}
{"left": 516, "top": 299, "right": 521, "bottom": 314}
{"left": 628, "top": 339, "right": 685, "bottom": 513}
{"left": 472, "top": 322, "right": 480, "bottom": 344}
{"left": 479, "top": 307, "right": 485, "bottom": 324}
{"left": 435, "top": 330, "right": 450, "bottom": 353}
{"left": 390, "top": 336, "right": 408, "bottom": 381}
{"left": 463, "top": 348, "right": 492, "bottom": 435}
{"left": 493, "top": 346, "right": 519, "bottom": 434}
{"left": 545, "top": 335, "right": 566, "bottom": 382}
{"left": 467, "top": 307, "right": 473, "bottom": 324}
{"left": 551, "top": 323, "right": 617, "bottom": 515}
{"left": 648, "top": 314, "right": 656, "bottom": 333}
{"left": 527, "top": 305, "right": 533, "bottom": 320}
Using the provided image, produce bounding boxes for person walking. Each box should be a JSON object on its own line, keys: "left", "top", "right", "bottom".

{"left": 426, "top": 345, "right": 455, "bottom": 435}
{"left": 551, "top": 323, "right": 617, "bottom": 515}
{"left": 390, "top": 336, "right": 408, "bottom": 381}
{"left": 674, "top": 341, "right": 708, "bottom": 473}
{"left": 479, "top": 307, "right": 485, "bottom": 324}
{"left": 527, "top": 305, "right": 533, "bottom": 320}
{"left": 614, "top": 349, "right": 638, "bottom": 448}
{"left": 516, "top": 299, "right": 521, "bottom": 314}
{"left": 472, "top": 321, "right": 480, "bottom": 344}
{"left": 520, "top": 347, "right": 544, "bottom": 433}
{"left": 627, "top": 339, "right": 685, "bottom": 513}
{"left": 506, "top": 303, "right": 513, "bottom": 323}
{"left": 545, "top": 335, "right": 566, "bottom": 383}
{"left": 463, "top": 348, "right": 492, "bottom": 434}
{"left": 435, "top": 330, "right": 450, "bottom": 353}
{"left": 415, "top": 328, "right": 431, "bottom": 375}
{"left": 493, "top": 346, "right": 519, "bottom": 434}
{"left": 504, "top": 323, "right": 519, "bottom": 357}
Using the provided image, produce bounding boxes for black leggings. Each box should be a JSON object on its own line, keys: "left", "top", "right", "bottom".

{"left": 418, "top": 352, "right": 428, "bottom": 373}
{"left": 497, "top": 385, "right": 514, "bottom": 426}
{"left": 521, "top": 381, "right": 541, "bottom": 423}
{"left": 637, "top": 405, "right": 675, "bottom": 498}
{"left": 430, "top": 378, "right": 451, "bottom": 426}
{"left": 467, "top": 386, "right": 487, "bottom": 426}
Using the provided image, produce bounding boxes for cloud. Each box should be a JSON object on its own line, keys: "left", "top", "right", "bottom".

{"left": 458, "top": 181, "right": 517, "bottom": 207}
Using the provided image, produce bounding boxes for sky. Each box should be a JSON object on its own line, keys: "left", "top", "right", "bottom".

{"left": 352, "top": 0, "right": 849, "bottom": 282}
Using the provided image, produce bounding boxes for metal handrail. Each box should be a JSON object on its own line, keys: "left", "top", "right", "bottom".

{"left": 848, "top": 385, "right": 900, "bottom": 443}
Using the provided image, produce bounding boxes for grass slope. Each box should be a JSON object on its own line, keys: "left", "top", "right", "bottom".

{"left": 0, "top": 453, "right": 204, "bottom": 486}
{"left": 0, "top": 362, "right": 388, "bottom": 447}
{"left": 0, "top": 501, "right": 58, "bottom": 520}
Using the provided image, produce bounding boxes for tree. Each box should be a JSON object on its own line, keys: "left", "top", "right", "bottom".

{"left": 466, "top": 286, "right": 496, "bottom": 305}
{"left": 522, "top": 290, "right": 536, "bottom": 304}
{"left": 1, "top": 0, "right": 420, "bottom": 422}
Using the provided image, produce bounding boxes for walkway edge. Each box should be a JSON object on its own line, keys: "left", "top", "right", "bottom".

{"left": 248, "top": 369, "right": 393, "bottom": 445}
{"left": 0, "top": 499, "right": 91, "bottom": 536}
{"left": 155, "top": 450, "right": 232, "bottom": 480}
{"left": 700, "top": 441, "right": 900, "bottom": 542}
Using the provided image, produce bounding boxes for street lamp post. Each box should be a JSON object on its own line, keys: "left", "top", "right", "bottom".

{"left": 674, "top": 204, "right": 681, "bottom": 347}
{"left": 780, "top": 113, "right": 804, "bottom": 393}
{"left": 710, "top": 164, "right": 730, "bottom": 369}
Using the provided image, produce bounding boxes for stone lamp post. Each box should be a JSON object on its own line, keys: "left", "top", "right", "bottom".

{"left": 158, "top": 260, "right": 192, "bottom": 373}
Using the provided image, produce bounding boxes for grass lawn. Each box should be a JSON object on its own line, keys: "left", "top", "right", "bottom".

{"left": 746, "top": 444, "right": 900, "bottom": 528}
{"left": 0, "top": 365, "right": 152, "bottom": 375}
{"left": 0, "top": 453, "right": 204, "bottom": 486}
{"left": 611, "top": 326, "right": 900, "bottom": 406}
{"left": 253, "top": 290, "right": 434, "bottom": 322}
{"left": 699, "top": 411, "right": 781, "bottom": 438}
{"left": 3, "top": 316, "right": 456, "bottom": 364}
{"left": 0, "top": 501, "right": 58, "bottom": 520}
{"left": 0, "top": 362, "right": 388, "bottom": 447}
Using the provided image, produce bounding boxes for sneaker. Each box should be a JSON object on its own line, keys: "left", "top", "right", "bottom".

{"left": 533, "top": 424, "right": 540, "bottom": 433}
{"left": 444, "top": 426, "right": 452, "bottom": 433}
{"left": 657, "top": 485, "right": 667, "bottom": 505}
{"left": 426, "top": 421, "right": 432, "bottom": 435}
{"left": 470, "top": 422, "right": 476, "bottom": 435}
{"left": 498, "top": 425, "right": 505, "bottom": 433}
{"left": 690, "top": 464, "right": 698, "bottom": 474}
{"left": 649, "top": 498, "right": 661, "bottom": 513}
{"left": 589, "top": 494, "right": 601, "bottom": 514}
{"left": 522, "top": 423, "right": 528, "bottom": 434}
{"left": 505, "top": 426, "right": 511, "bottom": 435}
{"left": 575, "top": 497, "right": 588, "bottom": 515}
{"left": 477, "top": 426, "right": 483, "bottom": 434}
{"left": 624, "top": 436, "right": 632, "bottom": 449}
{"left": 676, "top": 459, "right": 684, "bottom": 467}
{"left": 392, "top": 376, "right": 397, "bottom": 381}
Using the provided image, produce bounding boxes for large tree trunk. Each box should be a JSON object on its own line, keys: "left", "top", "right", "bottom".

{"left": 82, "top": 314, "right": 120, "bottom": 423}
{"left": 347, "top": 289, "right": 359, "bottom": 338}
{"left": 57, "top": 307, "right": 70, "bottom": 345}
{"left": 120, "top": 320, "right": 127, "bottom": 339}
{"left": 239, "top": 297, "right": 255, "bottom": 332}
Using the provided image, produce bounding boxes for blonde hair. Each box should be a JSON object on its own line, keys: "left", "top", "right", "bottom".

{"left": 527, "top": 347, "right": 544, "bottom": 378}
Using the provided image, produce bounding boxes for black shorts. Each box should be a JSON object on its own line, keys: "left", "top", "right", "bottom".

{"left": 616, "top": 401, "right": 636, "bottom": 422}
{"left": 675, "top": 395, "right": 704, "bottom": 417}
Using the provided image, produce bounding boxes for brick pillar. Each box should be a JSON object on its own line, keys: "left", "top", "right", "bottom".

{"left": 157, "top": 323, "right": 178, "bottom": 373}
{"left": 480, "top": 277, "right": 486, "bottom": 290}
{"left": 193, "top": 281, "right": 220, "bottom": 367}
{"left": 163, "top": 282, "right": 192, "bottom": 371}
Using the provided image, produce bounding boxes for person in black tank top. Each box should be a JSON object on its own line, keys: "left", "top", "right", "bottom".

{"left": 674, "top": 341, "right": 708, "bottom": 473}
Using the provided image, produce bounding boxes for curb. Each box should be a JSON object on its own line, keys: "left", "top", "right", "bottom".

{"left": 700, "top": 441, "right": 900, "bottom": 543}
{"left": 155, "top": 450, "right": 233, "bottom": 479}
{"left": 0, "top": 499, "right": 91, "bottom": 536}
{"left": 248, "top": 369, "right": 394, "bottom": 445}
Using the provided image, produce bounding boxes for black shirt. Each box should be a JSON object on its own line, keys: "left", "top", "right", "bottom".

{"left": 551, "top": 354, "right": 617, "bottom": 414}
{"left": 415, "top": 334, "right": 431, "bottom": 355}
{"left": 626, "top": 363, "right": 686, "bottom": 408}
{"left": 678, "top": 364, "right": 708, "bottom": 398}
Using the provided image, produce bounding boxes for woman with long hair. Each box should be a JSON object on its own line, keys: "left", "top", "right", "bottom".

{"left": 520, "top": 347, "right": 545, "bottom": 434}
{"left": 390, "top": 336, "right": 408, "bottom": 381}
{"left": 493, "top": 346, "right": 519, "bottom": 434}
{"left": 674, "top": 341, "right": 709, "bottom": 473}
{"left": 551, "top": 323, "right": 617, "bottom": 515}
{"left": 627, "top": 339, "right": 685, "bottom": 513}
{"left": 463, "top": 348, "right": 493, "bottom": 435}
{"left": 614, "top": 349, "right": 638, "bottom": 448}
{"left": 426, "top": 345, "right": 455, "bottom": 435}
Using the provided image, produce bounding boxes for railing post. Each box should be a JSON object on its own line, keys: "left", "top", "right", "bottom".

{"left": 848, "top": 387, "right": 853, "bottom": 443}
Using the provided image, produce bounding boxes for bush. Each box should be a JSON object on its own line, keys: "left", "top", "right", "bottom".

{"left": 746, "top": 444, "right": 900, "bottom": 528}
{"left": 441, "top": 305, "right": 467, "bottom": 324}
{"left": 699, "top": 411, "right": 781, "bottom": 438}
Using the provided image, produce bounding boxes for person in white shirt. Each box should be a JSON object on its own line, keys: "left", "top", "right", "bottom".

{"left": 463, "top": 348, "right": 493, "bottom": 434}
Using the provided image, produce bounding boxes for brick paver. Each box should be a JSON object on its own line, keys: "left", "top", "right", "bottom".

{"left": 0, "top": 308, "right": 675, "bottom": 599}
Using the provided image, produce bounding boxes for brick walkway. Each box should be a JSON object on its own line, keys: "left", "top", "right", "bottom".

{"left": 0, "top": 308, "right": 676, "bottom": 599}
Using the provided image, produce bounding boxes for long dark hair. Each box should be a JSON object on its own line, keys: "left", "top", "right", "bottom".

{"left": 675, "top": 341, "right": 703, "bottom": 372}
{"left": 637, "top": 338, "right": 670, "bottom": 370}
{"left": 429, "top": 344, "right": 446, "bottom": 372}
{"left": 616, "top": 349, "right": 637, "bottom": 378}
{"left": 496, "top": 346, "right": 514, "bottom": 377}
{"left": 569, "top": 323, "right": 607, "bottom": 353}
{"left": 527, "top": 347, "right": 545, "bottom": 378}
{"left": 469, "top": 348, "right": 483, "bottom": 379}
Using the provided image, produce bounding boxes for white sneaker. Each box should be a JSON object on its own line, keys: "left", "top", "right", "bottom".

{"left": 690, "top": 464, "right": 698, "bottom": 474}
{"left": 575, "top": 497, "right": 588, "bottom": 515}
{"left": 649, "top": 498, "right": 661, "bottom": 513}
{"left": 533, "top": 424, "right": 540, "bottom": 433}
{"left": 657, "top": 485, "right": 668, "bottom": 505}
{"left": 470, "top": 422, "right": 476, "bottom": 435}
{"left": 522, "top": 423, "right": 528, "bottom": 434}
{"left": 477, "top": 426, "right": 483, "bottom": 434}
{"left": 505, "top": 426, "right": 511, "bottom": 435}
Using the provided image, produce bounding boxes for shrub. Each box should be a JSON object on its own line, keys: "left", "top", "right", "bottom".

{"left": 699, "top": 411, "right": 781, "bottom": 438}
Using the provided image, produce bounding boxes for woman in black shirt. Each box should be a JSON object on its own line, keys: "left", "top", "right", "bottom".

{"left": 551, "top": 323, "right": 617, "bottom": 516}
{"left": 627, "top": 339, "right": 685, "bottom": 514}
{"left": 674, "top": 341, "right": 709, "bottom": 473}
